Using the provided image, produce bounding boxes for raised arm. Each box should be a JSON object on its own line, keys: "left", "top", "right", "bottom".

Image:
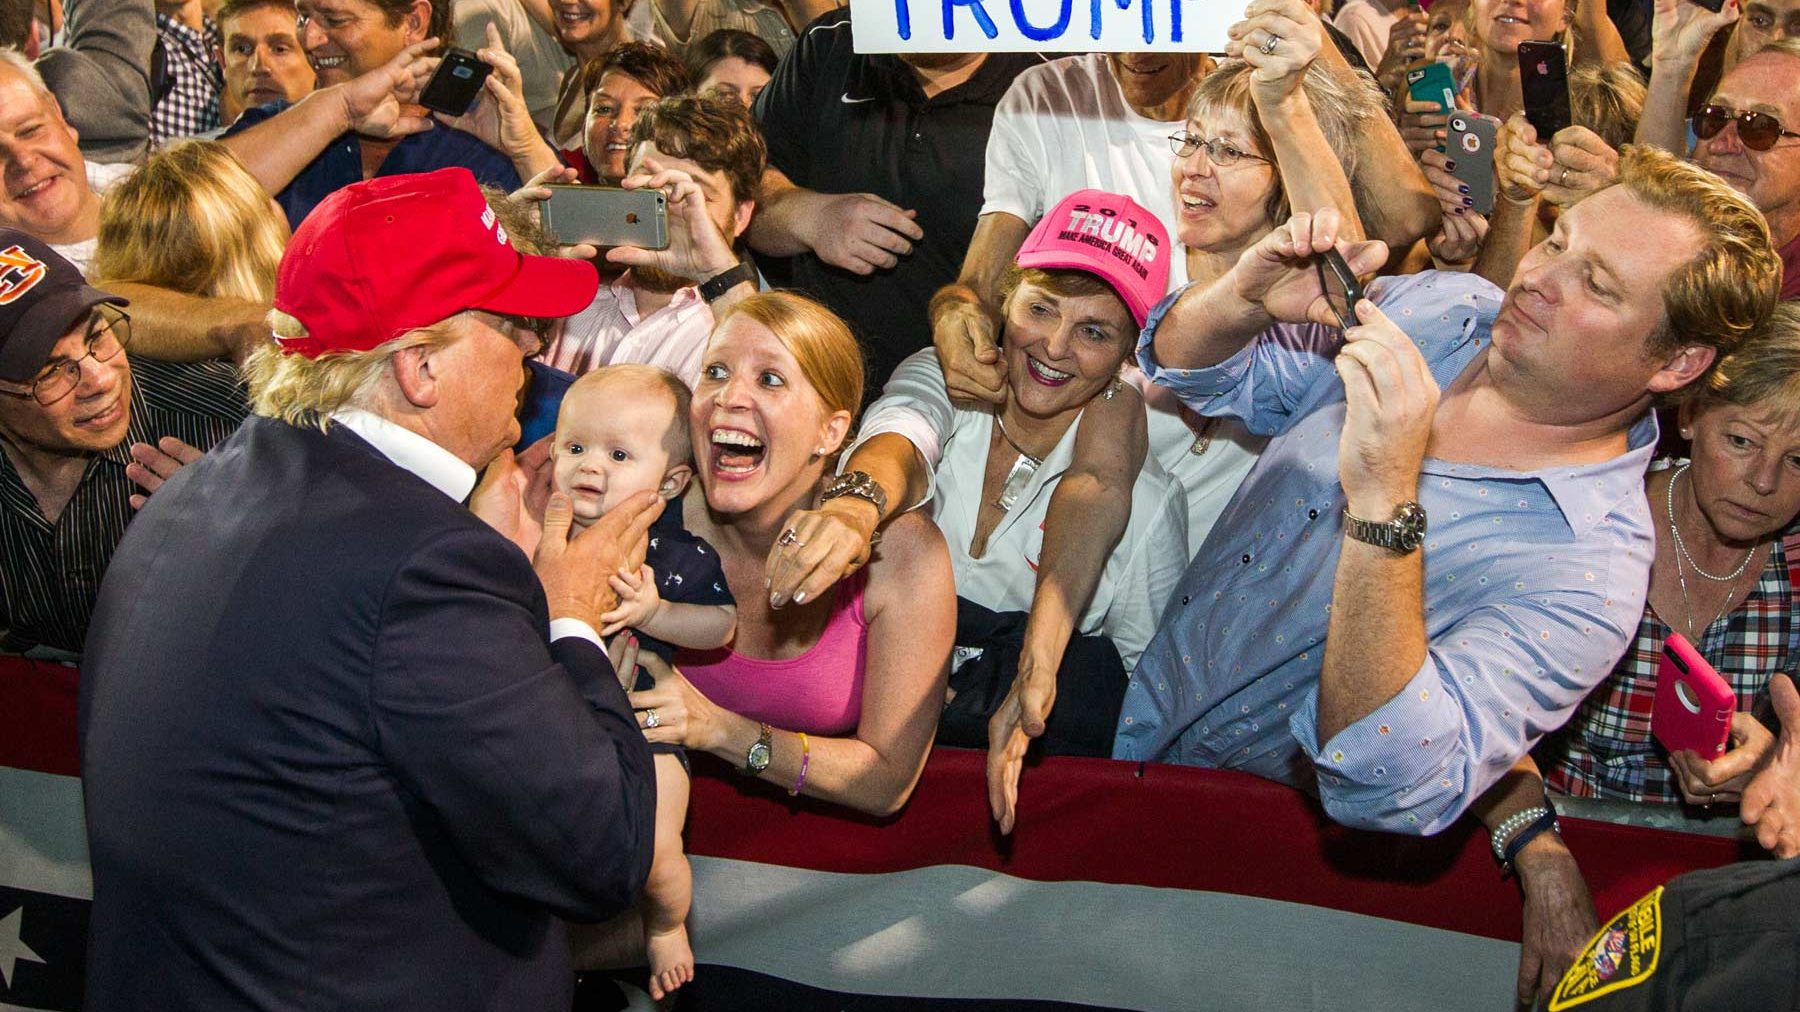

{"left": 634, "top": 511, "right": 956, "bottom": 816}
{"left": 1150, "top": 210, "right": 1383, "bottom": 372}
{"left": 1472, "top": 113, "right": 1550, "bottom": 288}
{"left": 1232, "top": 0, "right": 1366, "bottom": 244}
{"left": 1635, "top": 0, "right": 1739, "bottom": 152}
{"left": 222, "top": 41, "right": 438, "bottom": 195}
{"left": 1311, "top": 10, "right": 1441, "bottom": 253}
{"left": 1572, "top": 0, "right": 1633, "bottom": 67}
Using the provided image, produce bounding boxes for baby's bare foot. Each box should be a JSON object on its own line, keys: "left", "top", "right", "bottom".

{"left": 646, "top": 924, "right": 694, "bottom": 1001}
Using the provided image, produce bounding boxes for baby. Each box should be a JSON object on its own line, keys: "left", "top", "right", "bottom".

{"left": 552, "top": 363, "right": 736, "bottom": 1001}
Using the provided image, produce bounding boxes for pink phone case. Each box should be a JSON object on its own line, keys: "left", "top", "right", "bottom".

{"left": 1651, "top": 633, "right": 1734, "bottom": 757}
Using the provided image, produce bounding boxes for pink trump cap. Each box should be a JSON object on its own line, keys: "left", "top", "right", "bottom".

{"left": 1015, "top": 189, "right": 1170, "bottom": 326}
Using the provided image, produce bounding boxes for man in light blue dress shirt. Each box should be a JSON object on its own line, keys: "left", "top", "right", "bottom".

{"left": 1115, "top": 146, "right": 1784, "bottom": 837}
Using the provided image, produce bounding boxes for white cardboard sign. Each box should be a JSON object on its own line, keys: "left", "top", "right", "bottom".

{"left": 849, "top": 0, "right": 1233, "bottom": 52}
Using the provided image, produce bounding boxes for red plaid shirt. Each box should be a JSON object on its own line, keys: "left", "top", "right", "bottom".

{"left": 1545, "top": 521, "right": 1800, "bottom": 804}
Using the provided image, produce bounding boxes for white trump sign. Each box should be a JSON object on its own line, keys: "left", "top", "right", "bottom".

{"left": 849, "top": 0, "right": 1234, "bottom": 52}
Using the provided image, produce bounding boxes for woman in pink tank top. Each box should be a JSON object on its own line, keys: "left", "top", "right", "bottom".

{"left": 629, "top": 293, "right": 955, "bottom": 817}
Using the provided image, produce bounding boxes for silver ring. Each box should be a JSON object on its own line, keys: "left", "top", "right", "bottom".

{"left": 1259, "top": 32, "right": 1281, "bottom": 54}
{"left": 1559, "top": 167, "right": 1570, "bottom": 187}
{"left": 644, "top": 708, "right": 661, "bottom": 729}
{"left": 778, "top": 528, "right": 799, "bottom": 546}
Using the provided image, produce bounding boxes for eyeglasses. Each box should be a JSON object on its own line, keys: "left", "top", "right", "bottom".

{"left": 1691, "top": 104, "right": 1800, "bottom": 151}
{"left": 1166, "top": 132, "right": 1270, "bottom": 168}
{"left": 0, "top": 305, "right": 131, "bottom": 406}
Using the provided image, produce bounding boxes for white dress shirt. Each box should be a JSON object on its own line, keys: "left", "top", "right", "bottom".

{"left": 331, "top": 408, "right": 602, "bottom": 649}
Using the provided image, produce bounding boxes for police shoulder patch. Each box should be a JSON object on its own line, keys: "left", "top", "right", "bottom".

{"left": 1548, "top": 885, "right": 1663, "bottom": 1010}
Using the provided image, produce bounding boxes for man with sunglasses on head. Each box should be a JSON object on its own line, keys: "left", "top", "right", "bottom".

{"left": 0, "top": 231, "right": 246, "bottom": 658}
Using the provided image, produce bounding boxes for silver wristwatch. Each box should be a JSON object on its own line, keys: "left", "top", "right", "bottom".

{"left": 742, "top": 723, "right": 772, "bottom": 776}
{"left": 1342, "top": 501, "right": 1428, "bottom": 554}
{"left": 820, "top": 469, "right": 888, "bottom": 516}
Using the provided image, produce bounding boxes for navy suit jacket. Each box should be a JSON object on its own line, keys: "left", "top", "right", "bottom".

{"left": 78, "top": 416, "right": 655, "bottom": 1011}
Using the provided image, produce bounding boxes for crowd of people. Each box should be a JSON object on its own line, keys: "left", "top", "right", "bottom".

{"left": 4, "top": 0, "right": 1800, "bottom": 1006}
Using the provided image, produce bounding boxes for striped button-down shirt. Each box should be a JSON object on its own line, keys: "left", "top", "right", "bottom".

{"left": 537, "top": 274, "right": 714, "bottom": 387}
{"left": 0, "top": 358, "right": 246, "bottom": 655}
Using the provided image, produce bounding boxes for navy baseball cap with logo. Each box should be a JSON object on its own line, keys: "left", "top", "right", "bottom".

{"left": 0, "top": 230, "right": 128, "bottom": 383}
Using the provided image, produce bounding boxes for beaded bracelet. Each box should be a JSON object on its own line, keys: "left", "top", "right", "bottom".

{"left": 788, "top": 732, "right": 811, "bottom": 796}
{"left": 1489, "top": 805, "right": 1551, "bottom": 863}
{"left": 1501, "top": 810, "right": 1561, "bottom": 872}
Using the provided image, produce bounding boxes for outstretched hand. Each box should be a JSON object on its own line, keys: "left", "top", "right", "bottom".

{"left": 1514, "top": 840, "right": 1599, "bottom": 1007}
{"left": 126, "top": 436, "right": 203, "bottom": 509}
{"left": 987, "top": 663, "right": 1056, "bottom": 835}
{"left": 1741, "top": 673, "right": 1800, "bottom": 857}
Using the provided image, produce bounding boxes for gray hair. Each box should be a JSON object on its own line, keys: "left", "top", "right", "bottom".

{"left": 1186, "top": 59, "right": 1385, "bottom": 225}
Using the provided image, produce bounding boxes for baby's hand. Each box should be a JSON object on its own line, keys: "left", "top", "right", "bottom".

{"left": 599, "top": 564, "right": 662, "bottom": 637}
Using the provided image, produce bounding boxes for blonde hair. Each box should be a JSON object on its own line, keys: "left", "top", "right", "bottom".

{"left": 1605, "top": 145, "right": 1781, "bottom": 366}
{"left": 1187, "top": 59, "right": 1385, "bottom": 227}
{"left": 1570, "top": 63, "right": 1647, "bottom": 150}
{"left": 562, "top": 363, "right": 694, "bottom": 464}
{"left": 92, "top": 141, "right": 287, "bottom": 303}
{"left": 1690, "top": 303, "right": 1800, "bottom": 428}
{"left": 714, "top": 292, "right": 864, "bottom": 433}
{"left": 243, "top": 310, "right": 459, "bottom": 429}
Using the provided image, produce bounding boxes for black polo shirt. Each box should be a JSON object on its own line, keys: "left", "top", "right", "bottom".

{"left": 0, "top": 356, "right": 246, "bottom": 655}
{"left": 753, "top": 9, "right": 1043, "bottom": 394}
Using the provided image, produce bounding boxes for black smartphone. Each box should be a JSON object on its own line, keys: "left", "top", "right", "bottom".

{"left": 1316, "top": 249, "right": 1364, "bottom": 328}
{"left": 1686, "top": 0, "right": 1726, "bottom": 12}
{"left": 419, "top": 48, "right": 493, "bottom": 117}
{"left": 539, "top": 185, "right": 670, "bottom": 250}
{"left": 1517, "top": 40, "right": 1571, "bottom": 140}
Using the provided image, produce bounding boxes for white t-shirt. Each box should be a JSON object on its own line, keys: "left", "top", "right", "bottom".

{"left": 1333, "top": 0, "right": 1402, "bottom": 72}
{"left": 52, "top": 160, "right": 136, "bottom": 277}
{"left": 981, "top": 53, "right": 1261, "bottom": 554}
{"left": 857, "top": 349, "right": 1189, "bottom": 671}
{"left": 982, "top": 53, "right": 1190, "bottom": 293}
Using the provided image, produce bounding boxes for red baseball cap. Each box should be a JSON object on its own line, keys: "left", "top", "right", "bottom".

{"left": 1016, "top": 189, "right": 1170, "bottom": 326}
{"left": 273, "top": 168, "right": 598, "bottom": 358}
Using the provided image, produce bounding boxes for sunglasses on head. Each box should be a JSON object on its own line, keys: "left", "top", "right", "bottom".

{"left": 1691, "top": 104, "right": 1800, "bottom": 151}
